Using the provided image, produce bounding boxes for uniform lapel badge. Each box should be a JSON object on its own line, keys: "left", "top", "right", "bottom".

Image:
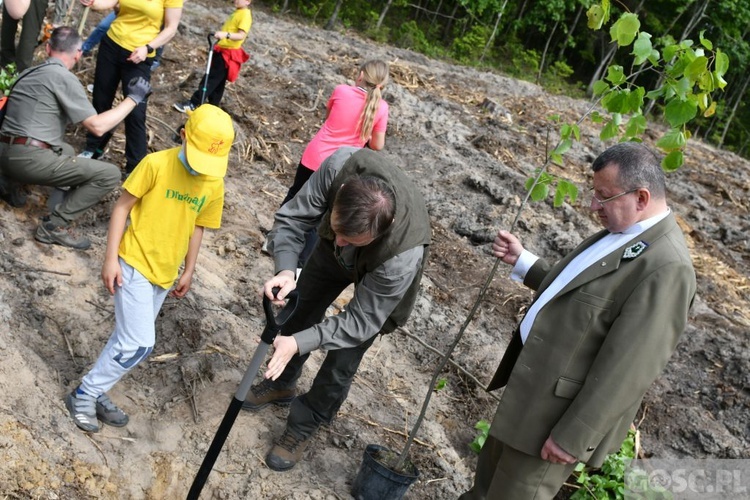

{"left": 622, "top": 241, "right": 648, "bottom": 259}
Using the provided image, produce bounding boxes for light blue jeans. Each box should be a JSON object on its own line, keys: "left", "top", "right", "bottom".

{"left": 80, "top": 259, "right": 170, "bottom": 397}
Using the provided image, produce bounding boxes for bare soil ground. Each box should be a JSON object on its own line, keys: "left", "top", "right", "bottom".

{"left": 0, "top": 3, "right": 748, "bottom": 498}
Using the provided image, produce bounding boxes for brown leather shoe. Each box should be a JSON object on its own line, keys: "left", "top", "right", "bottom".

{"left": 241, "top": 378, "right": 295, "bottom": 411}
{"left": 265, "top": 429, "right": 311, "bottom": 471}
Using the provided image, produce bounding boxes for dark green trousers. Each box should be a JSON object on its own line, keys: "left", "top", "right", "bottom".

{"left": 0, "top": 142, "right": 120, "bottom": 226}
{"left": 274, "top": 238, "right": 377, "bottom": 439}
{"left": 460, "top": 435, "right": 577, "bottom": 500}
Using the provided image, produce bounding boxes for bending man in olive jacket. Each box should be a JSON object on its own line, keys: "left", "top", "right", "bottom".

{"left": 462, "top": 142, "right": 696, "bottom": 499}
{"left": 244, "top": 147, "right": 431, "bottom": 472}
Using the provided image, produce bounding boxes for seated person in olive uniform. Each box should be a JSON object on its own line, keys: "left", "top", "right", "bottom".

{"left": 0, "top": 26, "right": 151, "bottom": 250}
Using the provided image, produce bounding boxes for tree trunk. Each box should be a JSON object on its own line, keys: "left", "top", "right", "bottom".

{"left": 718, "top": 72, "right": 750, "bottom": 146}
{"left": 557, "top": 3, "right": 584, "bottom": 61}
{"left": 324, "top": 0, "right": 344, "bottom": 30}
{"left": 516, "top": 0, "right": 529, "bottom": 22}
{"left": 480, "top": 0, "right": 509, "bottom": 64}
{"left": 376, "top": 0, "right": 394, "bottom": 30}
{"left": 442, "top": 2, "right": 460, "bottom": 41}
{"left": 586, "top": 43, "right": 617, "bottom": 96}
{"left": 536, "top": 20, "right": 559, "bottom": 84}
{"left": 430, "top": 0, "right": 443, "bottom": 31}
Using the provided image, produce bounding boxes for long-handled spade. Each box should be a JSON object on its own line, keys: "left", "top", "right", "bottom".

{"left": 172, "top": 34, "right": 218, "bottom": 143}
{"left": 199, "top": 33, "right": 218, "bottom": 106}
{"left": 187, "top": 288, "right": 299, "bottom": 499}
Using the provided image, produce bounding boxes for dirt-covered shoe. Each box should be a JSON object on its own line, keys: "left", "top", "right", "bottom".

{"left": 35, "top": 221, "right": 91, "bottom": 250}
{"left": 65, "top": 390, "right": 99, "bottom": 433}
{"left": 265, "top": 429, "right": 311, "bottom": 471}
{"left": 241, "top": 378, "right": 295, "bottom": 411}
{"left": 96, "top": 394, "right": 129, "bottom": 427}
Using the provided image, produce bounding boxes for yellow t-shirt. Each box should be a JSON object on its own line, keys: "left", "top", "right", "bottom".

{"left": 119, "top": 148, "right": 224, "bottom": 289}
{"left": 108, "top": 0, "right": 183, "bottom": 52}
{"left": 217, "top": 8, "right": 252, "bottom": 50}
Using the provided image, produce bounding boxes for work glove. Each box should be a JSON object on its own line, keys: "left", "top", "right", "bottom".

{"left": 126, "top": 77, "right": 152, "bottom": 106}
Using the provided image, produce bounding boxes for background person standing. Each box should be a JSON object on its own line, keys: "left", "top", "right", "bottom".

{"left": 77, "top": 0, "right": 181, "bottom": 176}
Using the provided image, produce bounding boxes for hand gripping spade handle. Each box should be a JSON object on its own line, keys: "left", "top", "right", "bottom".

{"left": 187, "top": 287, "right": 299, "bottom": 499}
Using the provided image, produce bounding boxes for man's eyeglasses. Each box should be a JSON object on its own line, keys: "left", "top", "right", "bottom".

{"left": 590, "top": 188, "right": 639, "bottom": 205}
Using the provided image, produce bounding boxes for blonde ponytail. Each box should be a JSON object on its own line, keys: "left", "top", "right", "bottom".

{"left": 357, "top": 60, "right": 389, "bottom": 143}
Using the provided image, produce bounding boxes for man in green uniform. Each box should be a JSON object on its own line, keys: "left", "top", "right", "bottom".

{"left": 0, "top": 26, "right": 151, "bottom": 250}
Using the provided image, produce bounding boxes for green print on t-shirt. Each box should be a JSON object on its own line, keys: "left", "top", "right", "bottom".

{"left": 165, "top": 189, "right": 206, "bottom": 213}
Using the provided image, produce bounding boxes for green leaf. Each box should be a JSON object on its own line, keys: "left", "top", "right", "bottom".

{"left": 550, "top": 152, "right": 563, "bottom": 166}
{"left": 586, "top": 3, "right": 607, "bottom": 30}
{"left": 590, "top": 111, "right": 604, "bottom": 123}
{"left": 663, "top": 43, "right": 679, "bottom": 61}
{"left": 632, "top": 32, "right": 653, "bottom": 65}
{"left": 553, "top": 185, "right": 565, "bottom": 207}
{"left": 609, "top": 12, "right": 640, "bottom": 47}
{"left": 704, "top": 100, "right": 717, "bottom": 117}
{"left": 624, "top": 114, "right": 647, "bottom": 138}
{"left": 684, "top": 56, "right": 709, "bottom": 82}
{"left": 530, "top": 183, "right": 549, "bottom": 202}
{"left": 553, "top": 179, "right": 579, "bottom": 207}
{"left": 647, "top": 48, "right": 661, "bottom": 67}
{"left": 600, "top": 120, "right": 619, "bottom": 140}
{"left": 592, "top": 79, "right": 610, "bottom": 96}
{"left": 656, "top": 129, "right": 687, "bottom": 151}
{"left": 628, "top": 86, "right": 645, "bottom": 113}
{"left": 571, "top": 124, "right": 581, "bottom": 141}
{"left": 712, "top": 71, "right": 728, "bottom": 90}
{"left": 605, "top": 65, "right": 626, "bottom": 85}
{"left": 672, "top": 77, "right": 691, "bottom": 99}
{"left": 434, "top": 378, "right": 447, "bottom": 391}
{"left": 475, "top": 420, "right": 490, "bottom": 432}
{"left": 715, "top": 49, "right": 729, "bottom": 76}
{"left": 553, "top": 138, "right": 573, "bottom": 156}
{"left": 602, "top": 89, "right": 636, "bottom": 114}
{"left": 645, "top": 87, "right": 664, "bottom": 100}
{"left": 560, "top": 124, "right": 572, "bottom": 140}
{"left": 699, "top": 30, "right": 713, "bottom": 50}
{"left": 665, "top": 99, "right": 697, "bottom": 128}
{"left": 662, "top": 151, "right": 684, "bottom": 171}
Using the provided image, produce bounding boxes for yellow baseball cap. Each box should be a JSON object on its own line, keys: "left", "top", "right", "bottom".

{"left": 184, "top": 104, "right": 235, "bottom": 178}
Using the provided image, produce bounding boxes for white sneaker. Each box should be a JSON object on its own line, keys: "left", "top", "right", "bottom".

{"left": 86, "top": 83, "right": 94, "bottom": 93}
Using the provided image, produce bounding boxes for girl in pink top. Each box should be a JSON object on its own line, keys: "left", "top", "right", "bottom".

{"left": 281, "top": 59, "right": 390, "bottom": 205}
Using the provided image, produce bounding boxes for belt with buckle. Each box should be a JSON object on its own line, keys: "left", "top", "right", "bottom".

{"left": 0, "top": 135, "right": 52, "bottom": 149}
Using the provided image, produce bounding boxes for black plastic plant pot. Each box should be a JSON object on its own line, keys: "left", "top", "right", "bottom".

{"left": 351, "top": 444, "right": 419, "bottom": 500}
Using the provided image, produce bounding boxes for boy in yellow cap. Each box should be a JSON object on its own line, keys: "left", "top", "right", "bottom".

{"left": 65, "top": 104, "right": 234, "bottom": 433}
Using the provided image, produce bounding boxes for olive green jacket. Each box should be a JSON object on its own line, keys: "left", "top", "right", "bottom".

{"left": 487, "top": 213, "right": 696, "bottom": 467}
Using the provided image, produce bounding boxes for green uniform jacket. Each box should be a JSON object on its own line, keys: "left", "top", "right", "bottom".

{"left": 318, "top": 148, "right": 432, "bottom": 333}
{"left": 487, "top": 213, "right": 696, "bottom": 467}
